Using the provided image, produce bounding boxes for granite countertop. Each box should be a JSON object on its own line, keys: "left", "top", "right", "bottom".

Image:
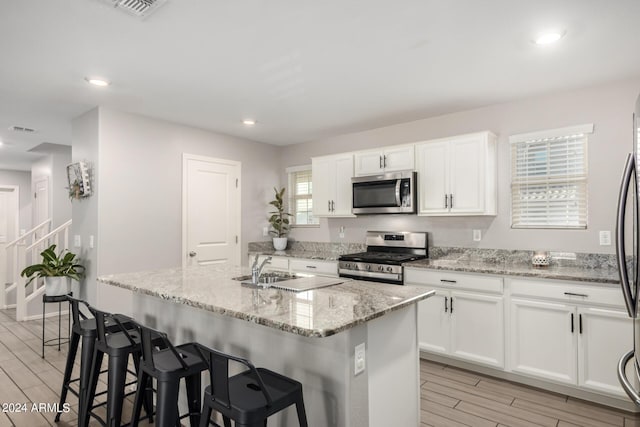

{"left": 248, "top": 249, "right": 343, "bottom": 261}
{"left": 404, "top": 258, "right": 621, "bottom": 285}
{"left": 98, "top": 265, "right": 434, "bottom": 338}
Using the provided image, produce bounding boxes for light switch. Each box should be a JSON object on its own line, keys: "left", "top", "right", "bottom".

{"left": 473, "top": 229, "right": 482, "bottom": 241}
{"left": 89, "top": 235, "right": 95, "bottom": 249}
{"left": 73, "top": 235, "right": 81, "bottom": 248}
{"left": 262, "top": 226, "right": 269, "bottom": 237}
{"left": 354, "top": 343, "right": 366, "bottom": 376}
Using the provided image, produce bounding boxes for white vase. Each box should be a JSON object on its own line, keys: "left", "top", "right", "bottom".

{"left": 272, "top": 237, "right": 288, "bottom": 251}
{"left": 44, "top": 276, "right": 71, "bottom": 296}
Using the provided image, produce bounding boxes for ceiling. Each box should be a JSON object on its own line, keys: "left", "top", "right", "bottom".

{"left": 1, "top": 0, "right": 640, "bottom": 171}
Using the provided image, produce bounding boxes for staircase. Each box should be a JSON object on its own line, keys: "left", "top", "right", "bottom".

{"left": 2, "top": 219, "right": 73, "bottom": 321}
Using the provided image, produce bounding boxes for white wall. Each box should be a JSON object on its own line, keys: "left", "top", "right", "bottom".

{"left": 30, "top": 146, "right": 72, "bottom": 229}
{"left": 72, "top": 107, "right": 281, "bottom": 303}
{"left": 0, "top": 169, "right": 31, "bottom": 232}
{"left": 279, "top": 76, "right": 640, "bottom": 254}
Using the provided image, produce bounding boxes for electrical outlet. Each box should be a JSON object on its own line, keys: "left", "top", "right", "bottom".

{"left": 599, "top": 230, "right": 611, "bottom": 246}
{"left": 339, "top": 226, "right": 345, "bottom": 239}
{"left": 263, "top": 226, "right": 269, "bottom": 237}
{"left": 354, "top": 343, "right": 366, "bottom": 375}
{"left": 473, "top": 229, "right": 482, "bottom": 241}
{"left": 73, "top": 235, "right": 81, "bottom": 248}
{"left": 89, "top": 235, "right": 95, "bottom": 249}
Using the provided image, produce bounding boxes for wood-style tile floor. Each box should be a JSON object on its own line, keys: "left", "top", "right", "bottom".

{"left": 420, "top": 359, "right": 640, "bottom": 427}
{"left": 0, "top": 307, "right": 639, "bottom": 426}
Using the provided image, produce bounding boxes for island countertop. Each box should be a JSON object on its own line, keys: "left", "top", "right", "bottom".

{"left": 98, "top": 265, "right": 434, "bottom": 338}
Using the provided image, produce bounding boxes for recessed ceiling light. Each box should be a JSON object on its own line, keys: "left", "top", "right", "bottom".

{"left": 534, "top": 31, "right": 564, "bottom": 45}
{"left": 242, "top": 119, "right": 256, "bottom": 126}
{"left": 85, "top": 77, "right": 110, "bottom": 87}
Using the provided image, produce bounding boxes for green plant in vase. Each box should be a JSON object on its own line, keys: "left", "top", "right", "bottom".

{"left": 21, "top": 244, "right": 85, "bottom": 296}
{"left": 268, "top": 187, "right": 292, "bottom": 250}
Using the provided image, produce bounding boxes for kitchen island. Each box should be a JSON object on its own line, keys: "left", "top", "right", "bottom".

{"left": 97, "top": 264, "right": 434, "bottom": 427}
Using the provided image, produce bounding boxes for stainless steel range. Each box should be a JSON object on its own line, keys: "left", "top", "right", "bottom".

{"left": 338, "top": 231, "right": 428, "bottom": 285}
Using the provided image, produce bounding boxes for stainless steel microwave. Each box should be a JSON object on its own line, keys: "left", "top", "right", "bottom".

{"left": 352, "top": 171, "right": 417, "bottom": 214}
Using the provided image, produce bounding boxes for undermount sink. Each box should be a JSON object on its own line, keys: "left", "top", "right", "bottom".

{"left": 232, "top": 271, "right": 299, "bottom": 285}
{"left": 233, "top": 272, "right": 348, "bottom": 292}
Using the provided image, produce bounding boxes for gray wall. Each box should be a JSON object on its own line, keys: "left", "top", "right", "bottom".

{"left": 72, "top": 107, "right": 281, "bottom": 303}
{"left": 0, "top": 169, "right": 31, "bottom": 232}
{"left": 279, "top": 76, "right": 640, "bottom": 254}
{"left": 30, "top": 147, "right": 72, "bottom": 229}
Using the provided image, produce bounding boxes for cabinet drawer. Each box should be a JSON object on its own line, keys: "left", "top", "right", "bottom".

{"left": 290, "top": 259, "right": 338, "bottom": 276}
{"left": 509, "top": 279, "right": 624, "bottom": 308}
{"left": 405, "top": 268, "right": 503, "bottom": 294}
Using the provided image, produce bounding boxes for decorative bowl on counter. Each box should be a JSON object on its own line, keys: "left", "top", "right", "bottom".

{"left": 531, "top": 251, "right": 550, "bottom": 267}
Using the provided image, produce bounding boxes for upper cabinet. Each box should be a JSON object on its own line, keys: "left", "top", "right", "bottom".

{"left": 354, "top": 145, "right": 415, "bottom": 176}
{"left": 312, "top": 153, "right": 355, "bottom": 217}
{"left": 416, "top": 131, "right": 497, "bottom": 216}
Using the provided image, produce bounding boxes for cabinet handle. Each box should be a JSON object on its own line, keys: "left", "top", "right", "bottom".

{"left": 564, "top": 292, "right": 589, "bottom": 298}
{"left": 444, "top": 194, "right": 448, "bottom": 208}
{"left": 331, "top": 200, "right": 335, "bottom": 211}
{"left": 440, "top": 279, "right": 457, "bottom": 284}
{"left": 571, "top": 313, "right": 574, "bottom": 333}
{"left": 579, "top": 314, "right": 583, "bottom": 334}
{"left": 450, "top": 194, "right": 453, "bottom": 208}
{"left": 380, "top": 155, "right": 383, "bottom": 169}
{"left": 444, "top": 296, "right": 448, "bottom": 313}
{"left": 328, "top": 200, "right": 331, "bottom": 212}
{"left": 305, "top": 265, "right": 317, "bottom": 269}
{"left": 450, "top": 297, "right": 454, "bottom": 313}
{"left": 383, "top": 155, "right": 387, "bottom": 168}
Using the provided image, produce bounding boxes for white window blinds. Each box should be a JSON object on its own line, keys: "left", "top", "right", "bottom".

{"left": 287, "top": 166, "right": 319, "bottom": 226}
{"left": 510, "top": 124, "right": 591, "bottom": 229}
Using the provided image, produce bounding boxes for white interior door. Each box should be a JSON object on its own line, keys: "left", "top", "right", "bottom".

{"left": 33, "top": 176, "right": 49, "bottom": 237}
{"left": 183, "top": 154, "right": 241, "bottom": 267}
{"left": 0, "top": 186, "right": 19, "bottom": 287}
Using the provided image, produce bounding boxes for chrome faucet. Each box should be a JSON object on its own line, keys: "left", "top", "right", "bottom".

{"left": 251, "top": 255, "right": 272, "bottom": 284}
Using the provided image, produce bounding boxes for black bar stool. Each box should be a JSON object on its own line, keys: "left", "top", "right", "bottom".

{"left": 129, "top": 322, "right": 207, "bottom": 427}
{"left": 55, "top": 297, "right": 135, "bottom": 423}
{"left": 195, "top": 344, "right": 308, "bottom": 427}
{"left": 80, "top": 307, "right": 150, "bottom": 427}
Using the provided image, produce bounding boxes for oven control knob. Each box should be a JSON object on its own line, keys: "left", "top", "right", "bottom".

{"left": 378, "top": 265, "right": 384, "bottom": 271}
{"left": 386, "top": 266, "right": 393, "bottom": 272}
{"left": 365, "top": 265, "right": 371, "bottom": 271}
{"left": 344, "top": 263, "right": 350, "bottom": 269}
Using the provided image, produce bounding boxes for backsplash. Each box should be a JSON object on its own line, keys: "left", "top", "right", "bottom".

{"left": 248, "top": 240, "right": 365, "bottom": 255}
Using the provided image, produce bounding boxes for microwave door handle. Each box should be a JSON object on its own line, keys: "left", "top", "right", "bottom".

{"left": 616, "top": 153, "right": 636, "bottom": 318}
{"left": 395, "top": 180, "right": 401, "bottom": 207}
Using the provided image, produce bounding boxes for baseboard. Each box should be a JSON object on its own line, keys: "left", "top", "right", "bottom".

{"left": 23, "top": 309, "right": 70, "bottom": 322}
{"left": 420, "top": 351, "right": 640, "bottom": 414}
{"left": 2, "top": 304, "right": 16, "bottom": 309}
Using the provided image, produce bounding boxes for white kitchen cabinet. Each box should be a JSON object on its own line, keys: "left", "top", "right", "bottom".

{"left": 312, "top": 153, "right": 355, "bottom": 217}
{"left": 354, "top": 145, "right": 414, "bottom": 176}
{"left": 509, "top": 282, "right": 632, "bottom": 397}
{"left": 510, "top": 298, "right": 578, "bottom": 385}
{"left": 416, "top": 131, "right": 497, "bottom": 216}
{"left": 407, "top": 269, "right": 504, "bottom": 368}
{"left": 289, "top": 258, "right": 338, "bottom": 277}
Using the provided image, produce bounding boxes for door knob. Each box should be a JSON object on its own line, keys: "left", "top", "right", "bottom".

{"left": 188, "top": 251, "right": 197, "bottom": 257}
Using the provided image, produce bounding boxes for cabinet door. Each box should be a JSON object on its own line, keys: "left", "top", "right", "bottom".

{"left": 578, "top": 307, "right": 633, "bottom": 397}
{"left": 383, "top": 146, "right": 414, "bottom": 172}
{"left": 510, "top": 299, "right": 577, "bottom": 385}
{"left": 416, "top": 141, "right": 449, "bottom": 215}
{"left": 311, "top": 157, "right": 333, "bottom": 217}
{"left": 354, "top": 151, "right": 383, "bottom": 176}
{"left": 449, "top": 136, "right": 485, "bottom": 213}
{"left": 289, "top": 259, "right": 338, "bottom": 277}
{"left": 450, "top": 292, "right": 504, "bottom": 368}
{"left": 333, "top": 154, "right": 355, "bottom": 216}
{"left": 418, "top": 290, "right": 450, "bottom": 355}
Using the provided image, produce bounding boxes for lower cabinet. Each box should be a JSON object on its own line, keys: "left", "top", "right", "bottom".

{"left": 247, "top": 254, "right": 338, "bottom": 277}
{"left": 510, "top": 298, "right": 632, "bottom": 397}
{"left": 418, "top": 288, "right": 504, "bottom": 368}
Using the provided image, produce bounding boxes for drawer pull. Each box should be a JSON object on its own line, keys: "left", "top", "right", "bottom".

{"left": 444, "top": 296, "right": 448, "bottom": 313}
{"left": 305, "top": 265, "right": 317, "bottom": 269}
{"left": 440, "top": 279, "right": 457, "bottom": 284}
{"left": 564, "top": 292, "right": 588, "bottom": 298}
{"left": 571, "top": 313, "right": 574, "bottom": 333}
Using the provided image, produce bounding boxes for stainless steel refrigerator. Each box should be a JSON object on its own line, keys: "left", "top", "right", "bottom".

{"left": 617, "top": 93, "right": 640, "bottom": 404}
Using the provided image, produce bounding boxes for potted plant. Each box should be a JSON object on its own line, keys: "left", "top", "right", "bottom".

{"left": 268, "top": 187, "right": 292, "bottom": 251}
{"left": 20, "top": 244, "right": 85, "bottom": 296}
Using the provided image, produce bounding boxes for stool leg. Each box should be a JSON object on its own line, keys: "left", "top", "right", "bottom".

{"left": 42, "top": 300, "right": 45, "bottom": 358}
{"left": 58, "top": 301, "right": 61, "bottom": 351}
{"left": 156, "top": 379, "right": 180, "bottom": 427}
{"left": 295, "top": 394, "right": 308, "bottom": 427}
{"left": 81, "top": 349, "right": 104, "bottom": 427}
{"left": 106, "top": 354, "right": 129, "bottom": 427}
{"left": 133, "top": 353, "right": 154, "bottom": 423}
{"left": 198, "top": 400, "right": 212, "bottom": 427}
{"left": 55, "top": 331, "right": 80, "bottom": 422}
{"left": 130, "top": 371, "right": 149, "bottom": 427}
{"left": 78, "top": 333, "right": 96, "bottom": 424}
{"left": 185, "top": 374, "right": 202, "bottom": 427}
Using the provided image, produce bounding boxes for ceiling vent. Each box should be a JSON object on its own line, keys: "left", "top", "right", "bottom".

{"left": 100, "top": 0, "right": 167, "bottom": 19}
{"left": 8, "top": 125, "right": 37, "bottom": 133}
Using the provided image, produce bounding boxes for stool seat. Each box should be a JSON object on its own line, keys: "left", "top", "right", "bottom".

{"left": 149, "top": 344, "right": 205, "bottom": 380}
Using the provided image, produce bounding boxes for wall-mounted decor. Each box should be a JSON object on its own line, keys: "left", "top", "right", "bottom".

{"left": 66, "top": 161, "right": 92, "bottom": 200}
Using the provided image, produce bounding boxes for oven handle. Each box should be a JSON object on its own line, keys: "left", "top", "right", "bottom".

{"left": 338, "top": 269, "right": 402, "bottom": 282}
{"left": 395, "top": 179, "right": 401, "bottom": 207}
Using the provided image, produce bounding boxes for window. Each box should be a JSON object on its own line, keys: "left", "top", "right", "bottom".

{"left": 510, "top": 124, "right": 592, "bottom": 229}
{"left": 287, "top": 165, "right": 319, "bottom": 226}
